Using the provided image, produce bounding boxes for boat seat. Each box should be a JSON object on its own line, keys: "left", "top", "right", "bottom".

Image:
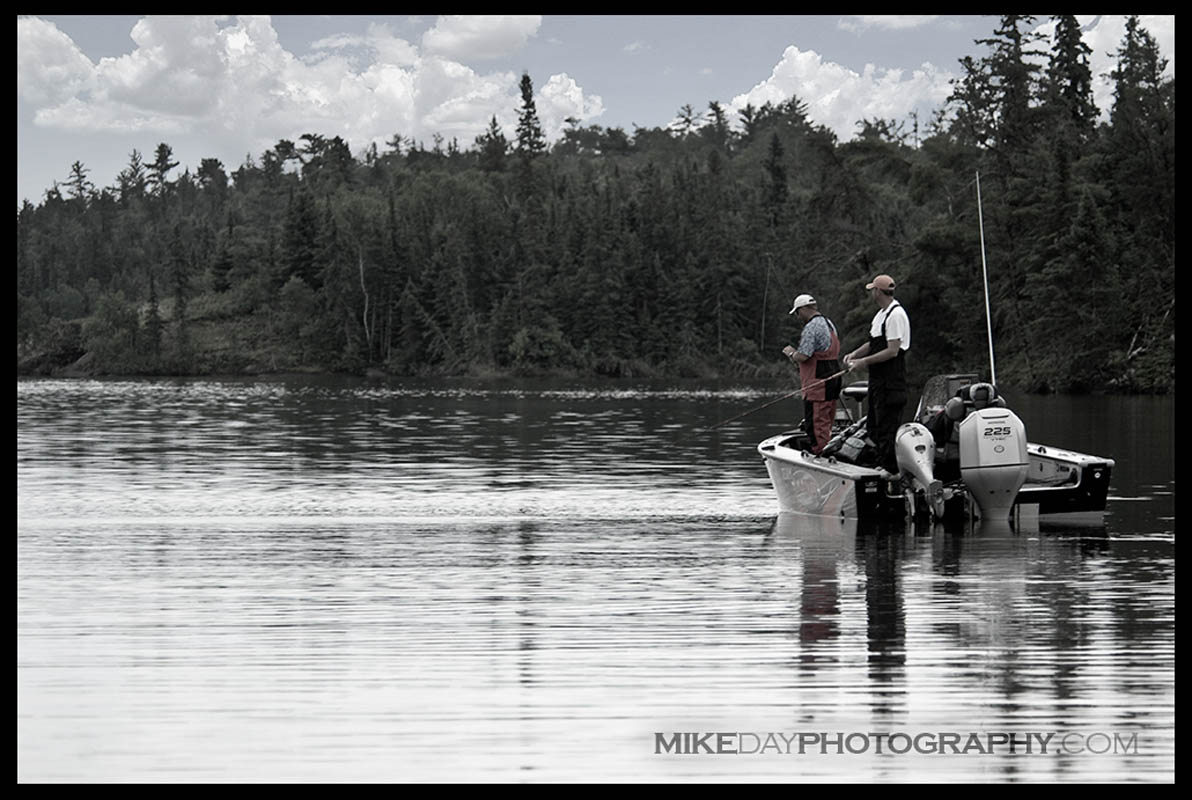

{"left": 925, "top": 383, "right": 1005, "bottom": 483}
{"left": 841, "top": 382, "right": 869, "bottom": 402}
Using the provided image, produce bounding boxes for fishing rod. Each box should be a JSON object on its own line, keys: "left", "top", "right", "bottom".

{"left": 680, "top": 368, "right": 849, "bottom": 441}
{"left": 975, "top": 170, "right": 998, "bottom": 387}
{"left": 760, "top": 251, "right": 795, "bottom": 353}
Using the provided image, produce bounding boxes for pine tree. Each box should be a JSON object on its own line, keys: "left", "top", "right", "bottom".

{"left": 1103, "top": 15, "right": 1174, "bottom": 390}
{"left": 515, "top": 72, "right": 546, "bottom": 192}
{"left": 145, "top": 270, "right": 163, "bottom": 358}
{"left": 1110, "top": 16, "right": 1170, "bottom": 126}
{"left": 116, "top": 150, "right": 147, "bottom": 205}
{"left": 147, "top": 143, "right": 179, "bottom": 197}
{"left": 1107, "top": 17, "right": 1173, "bottom": 258}
{"left": 66, "top": 161, "right": 94, "bottom": 203}
{"left": 672, "top": 104, "right": 698, "bottom": 138}
{"left": 475, "top": 115, "right": 508, "bottom": 172}
{"left": 763, "top": 133, "right": 788, "bottom": 229}
{"left": 1044, "top": 15, "right": 1098, "bottom": 140}
{"left": 737, "top": 103, "right": 761, "bottom": 145}
{"left": 169, "top": 223, "right": 191, "bottom": 360}
{"left": 947, "top": 56, "right": 996, "bottom": 148}
{"left": 977, "top": 15, "right": 1045, "bottom": 157}
{"left": 282, "top": 189, "right": 322, "bottom": 288}
{"left": 702, "top": 101, "right": 731, "bottom": 151}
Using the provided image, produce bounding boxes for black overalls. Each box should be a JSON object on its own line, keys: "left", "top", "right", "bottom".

{"left": 866, "top": 302, "right": 908, "bottom": 474}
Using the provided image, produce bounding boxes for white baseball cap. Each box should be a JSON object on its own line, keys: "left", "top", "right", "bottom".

{"left": 789, "top": 293, "right": 816, "bottom": 314}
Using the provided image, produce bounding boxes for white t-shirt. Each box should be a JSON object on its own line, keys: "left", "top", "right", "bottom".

{"left": 869, "top": 302, "right": 910, "bottom": 351}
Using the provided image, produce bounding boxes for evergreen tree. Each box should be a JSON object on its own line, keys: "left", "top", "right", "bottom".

{"left": 1102, "top": 15, "right": 1175, "bottom": 390}
{"left": 672, "top": 104, "right": 698, "bottom": 138}
{"left": 10, "top": 16, "right": 1174, "bottom": 390}
{"left": 282, "top": 189, "right": 322, "bottom": 288}
{"left": 763, "top": 132, "right": 788, "bottom": 229}
{"left": 145, "top": 271, "right": 163, "bottom": 359}
{"left": 475, "top": 115, "right": 508, "bottom": 172}
{"left": 977, "top": 15, "right": 1045, "bottom": 157}
{"left": 116, "top": 150, "right": 148, "bottom": 204}
{"left": 66, "top": 161, "right": 94, "bottom": 202}
{"left": 1110, "top": 16, "right": 1171, "bottom": 127}
{"left": 515, "top": 72, "right": 547, "bottom": 192}
{"left": 947, "top": 55, "right": 996, "bottom": 148}
{"left": 1044, "top": 15, "right": 1098, "bottom": 139}
{"left": 169, "top": 223, "right": 192, "bottom": 362}
{"left": 737, "top": 103, "right": 761, "bottom": 145}
{"left": 197, "top": 158, "right": 228, "bottom": 194}
{"left": 147, "top": 143, "right": 179, "bottom": 197}
{"left": 702, "top": 101, "right": 732, "bottom": 151}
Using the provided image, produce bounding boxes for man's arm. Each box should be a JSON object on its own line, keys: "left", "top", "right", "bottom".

{"left": 783, "top": 319, "right": 822, "bottom": 363}
{"left": 782, "top": 345, "right": 810, "bottom": 363}
{"left": 854, "top": 338, "right": 900, "bottom": 368}
{"left": 844, "top": 342, "right": 871, "bottom": 370}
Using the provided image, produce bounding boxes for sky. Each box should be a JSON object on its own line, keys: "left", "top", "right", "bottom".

{"left": 16, "top": 14, "right": 1176, "bottom": 206}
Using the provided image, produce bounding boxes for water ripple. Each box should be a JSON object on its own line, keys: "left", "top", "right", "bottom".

{"left": 17, "top": 378, "right": 1175, "bottom": 782}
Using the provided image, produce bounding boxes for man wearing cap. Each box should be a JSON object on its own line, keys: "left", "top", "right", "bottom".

{"left": 782, "top": 294, "right": 842, "bottom": 455}
{"left": 843, "top": 274, "right": 911, "bottom": 475}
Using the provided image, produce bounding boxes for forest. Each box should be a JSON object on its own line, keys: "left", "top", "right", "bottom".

{"left": 16, "top": 16, "right": 1174, "bottom": 393}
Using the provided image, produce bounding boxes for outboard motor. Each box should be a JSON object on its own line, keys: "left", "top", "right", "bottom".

{"left": 955, "top": 383, "right": 1028, "bottom": 520}
{"left": 895, "top": 422, "right": 945, "bottom": 518}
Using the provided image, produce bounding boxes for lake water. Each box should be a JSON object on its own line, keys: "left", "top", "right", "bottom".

{"left": 17, "top": 377, "right": 1175, "bottom": 782}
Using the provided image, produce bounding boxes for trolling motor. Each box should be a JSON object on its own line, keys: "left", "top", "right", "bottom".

{"left": 894, "top": 422, "right": 946, "bottom": 518}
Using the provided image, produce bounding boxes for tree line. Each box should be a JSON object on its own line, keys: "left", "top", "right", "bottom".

{"left": 16, "top": 16, "right": 1173, "bottom": 393}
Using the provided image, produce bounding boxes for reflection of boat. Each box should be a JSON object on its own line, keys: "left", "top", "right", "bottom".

{"left": 771, "top": 510, "right": 860, "bottom": 545}
{"left": 758, "top": 374, "right": 1114, "bottom": 523}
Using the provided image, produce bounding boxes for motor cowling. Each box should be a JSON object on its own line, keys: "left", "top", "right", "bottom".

{"left": 895, "top": 422, "right": 945, "bottom": 517}
{"left": 957, "top": 407, "right": 1028, "bottom": 520}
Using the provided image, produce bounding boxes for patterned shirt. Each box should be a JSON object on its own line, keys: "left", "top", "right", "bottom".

{"left": 796, "top": 315, "right": 836, "bottom": 357}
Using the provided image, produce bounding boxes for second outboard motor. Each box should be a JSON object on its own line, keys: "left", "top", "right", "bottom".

{"left": 895, "top": 422, "right": 945, "bottom": 518}
{"left": 956, "top": 388, "right": 1028, "bottom": 520}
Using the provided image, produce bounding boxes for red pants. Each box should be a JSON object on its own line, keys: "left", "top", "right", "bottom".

{"left": 803, "top": 399, "right": 838, "bottom": 454}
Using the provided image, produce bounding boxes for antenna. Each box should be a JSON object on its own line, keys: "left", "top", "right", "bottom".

{"left": 975, "top": 171, "right": 997, "bottom": 387}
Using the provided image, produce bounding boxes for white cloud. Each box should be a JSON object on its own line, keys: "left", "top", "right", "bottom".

{"left": 736, "top": 15, "right": 1174, "bottom": 141}
{"left": 538, "top": 73, "right": 606, "bottom": 140}
{"left": 311, "top": 22, "right": 420, "bottom": 67}
{"left": 24, "top": 12, "right": 1170, "bottom": 182}
{"left": 421, "top": 15, "right": 541, "bottom": 60}
{"left": 412, "top": 57, "right": 516, "bottom": 141}
{"left": 16, "top": 16, "right": 95, "bottom": 105}
{"left": 838, "top": 15, "right": 941, "bottom": 34}
{"left": 730, "top": 46, "right": 953, "bottom": 140}
{"left": 17, "top": 14, "right": 603, "bottom": 164}
{"left": 34, "top": 95, "right": 188, "bottom": 134}
{"left": 97, "top": 15, "right": 232, "bottom": 116}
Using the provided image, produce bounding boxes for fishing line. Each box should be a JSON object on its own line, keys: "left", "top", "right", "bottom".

{"left": 677, "top": 368, "right": 849, "bottom": 443}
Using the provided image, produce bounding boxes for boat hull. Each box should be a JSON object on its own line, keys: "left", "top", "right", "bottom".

{"left": 1018, "top": 444, "right": 1114, "bottom": 517}
{"left": 758, "top": 375, "right": 1115, "bottom": 522}
{"left": 759, "top": 433, "right": 1114, "bottom": 521}
{"left": 759, "top": 433, "right": 907, "bottom": 518}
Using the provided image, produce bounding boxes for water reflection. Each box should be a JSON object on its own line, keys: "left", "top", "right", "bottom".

{"left": 17, "top": 379, "right": 1174, "bottom": 782}
{"left": 758, "top": 509, "right": 1171, "bottom": 778}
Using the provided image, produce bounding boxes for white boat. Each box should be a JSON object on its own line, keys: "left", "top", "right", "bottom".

{"left": 758, "top": 374, "right": 1115, "bottom": 523}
